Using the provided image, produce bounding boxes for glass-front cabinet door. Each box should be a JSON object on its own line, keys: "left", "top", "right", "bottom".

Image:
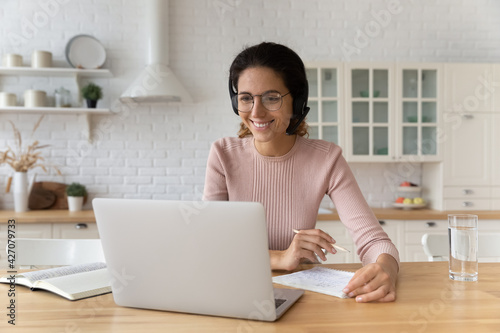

{"left": 345, "top": 64, "right": 393, "bottom": 161}
{"left": 305, "top": 63, "right": 343, "bottom": 147}
{"left": 397, "top": 64, "right": 442, "bottom": 161}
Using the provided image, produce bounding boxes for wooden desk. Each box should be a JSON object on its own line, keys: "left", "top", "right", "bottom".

{"left": 0, "top": 262, "right": 499, "bottom": 332}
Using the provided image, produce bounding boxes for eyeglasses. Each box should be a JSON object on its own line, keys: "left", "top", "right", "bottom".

{"left": 232, "top": 91, "right": 290, "bottom": 112}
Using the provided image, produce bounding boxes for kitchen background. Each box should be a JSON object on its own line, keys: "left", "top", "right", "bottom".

{"left": 0, "top": 0, "right": 499, "bottom": 210}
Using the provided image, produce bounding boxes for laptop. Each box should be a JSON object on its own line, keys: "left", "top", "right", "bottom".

{"left": 93, "top": 198, "right": 304, "bottom": 321}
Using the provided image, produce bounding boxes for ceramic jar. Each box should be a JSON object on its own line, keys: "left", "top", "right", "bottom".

{"left": 24, "top": 90, "right": 47, "bottom": 107}
{"left": 2, "top": 54, "right": 23, "bottom": 67}
{"left": 0, "top": 92, "right": 17, "bottom": 107}
{"left": 31, "top": 50, "right": 52, "bottom": 68}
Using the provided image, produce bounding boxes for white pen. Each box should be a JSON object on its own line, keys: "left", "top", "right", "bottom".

{"left": 292, "top": 229, "right": 350, "bottom": 253}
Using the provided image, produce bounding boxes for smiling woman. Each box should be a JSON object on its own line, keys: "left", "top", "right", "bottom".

{"left": 203, "top": 42, "right": 400, "bottom": 303}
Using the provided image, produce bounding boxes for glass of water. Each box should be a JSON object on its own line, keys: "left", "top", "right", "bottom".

{"left": 448, "top": 214, "right": 478, "bottom": 282}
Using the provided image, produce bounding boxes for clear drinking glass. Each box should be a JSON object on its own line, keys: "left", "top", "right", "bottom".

{"left": 448, "top": 214, "right": 478, "bottom": 282}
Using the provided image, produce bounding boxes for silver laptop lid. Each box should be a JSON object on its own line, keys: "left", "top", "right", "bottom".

{"left": 93, "top": 198, "right": 279, "bottom": 321}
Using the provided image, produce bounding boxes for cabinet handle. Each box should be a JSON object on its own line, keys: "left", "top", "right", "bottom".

{"left": 75, "top": 223, "right": 88, "bottom": 229}
{"left": 462, "top": 201, "right": 473, "bottom": 207}
{"left": 379, "top": 220, "right": 386, "bottom": 226}
{"left": 462, "top": 189, "right": 473, "bottom": 195}
{"left": 426, "top": 222, "right": 436, "bottom": 227}
{"left": 462, "top": 114, "right": 474, "bottom": 120}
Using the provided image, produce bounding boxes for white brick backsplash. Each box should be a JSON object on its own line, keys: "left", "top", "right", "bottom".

{"left": 109, "top": 185, "right": 137, "bottom": 194}
{"left": 125, "top": 176, "right": 152, "bottom": 185}
{"left": 1, "top": 0, "right": 499, "bottom": 210}
{"left": 95, "top": 176, "right": 124, "bottom": 185}
{"left": 109, "top": 167, "right": 137, "bottom": 177}
{"left": 138, "top": 185, "right": 165, "bottom": 194}
{"left": 138, "top": 168, "right": 166, "bottom": 177}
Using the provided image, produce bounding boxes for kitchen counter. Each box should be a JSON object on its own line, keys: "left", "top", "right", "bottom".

{"left": 318, "top": 208, "right": 500, "bottom": 221}
{"left": 1, "top": 208, "right": 499, "bottom": 224}
{"left": 0, "top": 210, "right": 95, "bottom": 223}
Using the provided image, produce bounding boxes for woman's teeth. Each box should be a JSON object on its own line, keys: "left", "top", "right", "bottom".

{"left": 253, "top": 120, "right": 273, "bottom": 128}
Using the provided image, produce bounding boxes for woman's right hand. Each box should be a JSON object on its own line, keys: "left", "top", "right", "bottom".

{"left": 270, "top": 229, "right": 337, "bottom": 271}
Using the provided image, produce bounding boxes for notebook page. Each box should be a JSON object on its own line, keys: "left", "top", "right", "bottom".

{"left": 20, "top": 262, "right": 107, "bottom": 284}
{"left": 272, "top": 267, "right": 354, "bottom": 298}
{"left": 34, "top": 269, "right": 111, "bottom": 300}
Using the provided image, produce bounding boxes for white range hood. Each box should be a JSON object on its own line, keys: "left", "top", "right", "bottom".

{"left": 120, "top": 0, "right": 192, "bottom": 103}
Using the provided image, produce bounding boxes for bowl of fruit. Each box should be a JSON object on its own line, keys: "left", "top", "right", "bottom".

{"left": 393, "top": 197, "right": 426, "bottom": 210}
{"left": 393, "top": 181, "right": 426, "bottom": 209}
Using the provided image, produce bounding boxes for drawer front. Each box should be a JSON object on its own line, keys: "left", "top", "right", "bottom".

{"left": 52, "top": 223, "right": 100, "bottom": 239}
{"left": 444, "top": 199, "right": 491, "bottom": 210}
{"left": 443, "top": 186, "right": 491, "bottom": 198}
{"left": 404, "top": 220, "right": 447, "bottom": 232}
{"left": 492, "top": 187, "right": 500, "bottom": 198}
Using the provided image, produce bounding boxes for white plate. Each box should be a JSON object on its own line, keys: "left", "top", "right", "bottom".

{"left": 65, "top": 35, "right": 106, "bottom": 69}
{"left": 393, "top": 203, "right": 427, "bottom": 210}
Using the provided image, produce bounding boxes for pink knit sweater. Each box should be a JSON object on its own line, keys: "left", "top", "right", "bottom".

{"left": 203, "top": 135, "right": 400, "bottom": 266}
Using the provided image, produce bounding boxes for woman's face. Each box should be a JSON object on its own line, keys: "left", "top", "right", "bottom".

{"left": 236, "top": 67, "right": 294, "bottom": 144}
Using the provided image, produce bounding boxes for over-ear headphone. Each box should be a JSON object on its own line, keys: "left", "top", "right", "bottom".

{"left": 228, "top": 79, "right": 310, "bottom": 135}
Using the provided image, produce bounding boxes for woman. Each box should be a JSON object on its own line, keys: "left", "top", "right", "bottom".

{"left": 203, "top": 42, "right": 399, "bottom": 303}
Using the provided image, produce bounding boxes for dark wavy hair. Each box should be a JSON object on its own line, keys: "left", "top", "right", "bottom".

{"left": 229, "top": 42, "right": 309, "bottom": 138}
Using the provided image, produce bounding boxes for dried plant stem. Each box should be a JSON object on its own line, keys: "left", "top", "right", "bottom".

{"left": 0, "top": 116, "right": 61, "bottom": 175}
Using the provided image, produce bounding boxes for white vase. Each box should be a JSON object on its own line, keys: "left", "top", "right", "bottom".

{"left": 13, "top": 172, "right": 29, "bottom": 212}
{"left": 67, "top": 196, "right": 84, "bottom": 212}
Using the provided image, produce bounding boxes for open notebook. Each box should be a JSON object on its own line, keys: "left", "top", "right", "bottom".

{"left": 272, "top": 267, "right": 355, "bottom": 298}
{"left": 0, "top": 262, "right": 111, "bottom": 300}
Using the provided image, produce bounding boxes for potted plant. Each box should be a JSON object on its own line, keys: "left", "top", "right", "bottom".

{"left": 66, "top": 182, "right": 87, "bottom": 212}
{"left": 81, "top": 82, "right": 102, "bottom": 108}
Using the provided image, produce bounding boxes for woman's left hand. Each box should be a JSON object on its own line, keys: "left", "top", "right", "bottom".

{"left": 341, "top": 253, "right": 398, "bottom": 303}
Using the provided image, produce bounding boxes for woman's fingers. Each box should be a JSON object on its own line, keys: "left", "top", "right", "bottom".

{"left": 293, "top": 229, "right": 337, "bottom": 255}
{"left": 342, "top": 263, "right": 396, "bottom": 303}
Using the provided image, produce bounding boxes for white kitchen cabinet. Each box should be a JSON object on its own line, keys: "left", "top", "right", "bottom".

{"left": 403, "top": 219, "right": 500, "bottom": 262}
{"left": 0, "top": 223, "right": 52, "bottom": 268}
{"left": 443, "top": 63, "right": 495, "bottom": 113}
{"left": 344, "top": 63, "right": 394, "bottom": 161}
{"left": 443, "top": 113, "right": 491, "bottom": 186}
{"left": 305, "top": 63, "right": 344, "bottom": 147}
{"left": 493, "top": 114, "right": 500, "bottom": 186}
{"left": 403, "top": 220, "right": 447, "bottom": 262}
{"left": 395, "top": 64, "right": 442, "bottom": 161}
{"left": 52, "top": 222, "right": 100, "bottom": 239}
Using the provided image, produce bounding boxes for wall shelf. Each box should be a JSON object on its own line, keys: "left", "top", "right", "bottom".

{"left": 0, "top": 106, "right": 110, "bottom": 114}
{"left": 0, "top": 67, "right": 112, "bottom": 78}
{"left": 0, "top": 66, "right": 113, "bottom": 142}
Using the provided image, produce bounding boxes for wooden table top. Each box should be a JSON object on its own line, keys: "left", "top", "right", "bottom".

{"left": 1, "top": 262, "right": 499, "bottom": 332}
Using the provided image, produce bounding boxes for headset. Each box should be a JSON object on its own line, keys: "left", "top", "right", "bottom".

{"left": 229, "top": 79, "right": 310, "bottom": 135}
